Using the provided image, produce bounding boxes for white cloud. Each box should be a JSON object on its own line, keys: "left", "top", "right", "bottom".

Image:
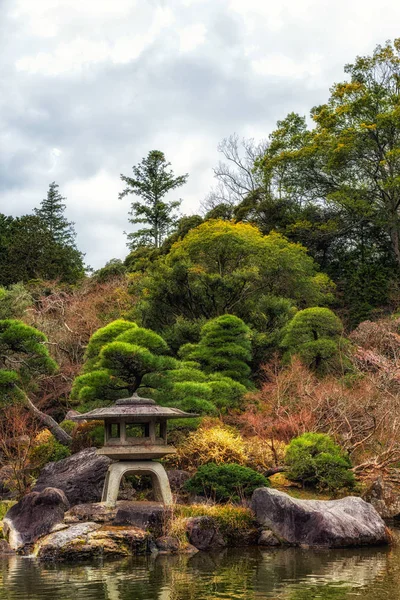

{"left": 179, "top": 24, "right": 207, "bottom": 53}
{"left": 252, "top": 53, "right": 322, "bottom": 79}
{"left": 3, "top": 0, "right": 400, "bottom": 267}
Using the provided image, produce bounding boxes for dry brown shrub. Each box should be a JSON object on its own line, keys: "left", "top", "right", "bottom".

{"left": 240, "top": 357, "right": 400, "bottom": 474}
{"left": 0, "top": 406, "right": 40, "bottom": 498}
{"left": 23, "top": 276, "right": 136, "bottom": 415}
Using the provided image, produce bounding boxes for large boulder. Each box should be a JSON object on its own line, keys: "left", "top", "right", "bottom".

{"left": 3, "top": 487, "right": 69, "bottom": 552}
{"left": 251, "top": 487, "right": 390, "bottom": 548}
{"left": 33, "top": 448, "right": 111, "bottom": 507}
{"left": 362, "top": 477, "right": 400, "bottom": 520}
{"left": 36, "top": 522, "right": 150, "bottom": 560}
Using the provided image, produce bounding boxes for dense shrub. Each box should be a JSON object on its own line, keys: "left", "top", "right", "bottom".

{"left": 180, "top": 314, "right": 252, "bottom": 387}
{"left": 165, "top": 422, "right": 248, "bottom": 471}
{"left": 185, "top": 463, "right": 269, "bottom": 502}
{"left": 29, "top": 429, "right": 71, "bottom": 469}
{"left": 167, "top": 421, "right": 280, "bottom": 473}
{"left": 285, "top": 433, "right": 355, "bottom": 492}
{"left": 281, "top": 308, "right": 348, "bottom": 374}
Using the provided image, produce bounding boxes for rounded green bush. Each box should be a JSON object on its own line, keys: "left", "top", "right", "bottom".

{"left": 285, "top": 432, "right": 355, "bottom": 492}
{"left": 184, "top": 462, "right": 270, "bottom": 502}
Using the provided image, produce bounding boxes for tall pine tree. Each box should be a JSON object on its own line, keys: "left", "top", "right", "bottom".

{"left": 30, "top": 182, "right": 85, "bottom": 283}
{"left": 34, "top": 182, "right": 76, "bottom": 246}
{"left": 119, "top": 150, "right": 188, "bottom": 249}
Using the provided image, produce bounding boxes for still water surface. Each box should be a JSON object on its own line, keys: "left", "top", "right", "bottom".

{"left": 0, "top": 544, "right": 399, "bottom": 600}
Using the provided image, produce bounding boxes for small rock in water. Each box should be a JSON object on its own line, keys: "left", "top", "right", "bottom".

{"left": 155, "top": 536, "right": 180, "bottom": 553}
{"left": 0, "top": 540, "right": 15, "bottom": 556}
{"left": 258, "top": 529, "right": 281, "bottom": 546}
{"left": 186, "top": 516, "right": 226, "bottom": 551}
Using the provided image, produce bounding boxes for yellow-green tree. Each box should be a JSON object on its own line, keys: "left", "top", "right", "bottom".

{"left": 258, "top": 39, "right": 400, "bottom": 270}
{"left": 134, "top": 219, "right": 334, "bottom": 331}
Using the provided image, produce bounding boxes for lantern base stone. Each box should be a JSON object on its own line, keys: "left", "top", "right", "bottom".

{"left": 101, "top": 461, "right": 173, "bottom": 507}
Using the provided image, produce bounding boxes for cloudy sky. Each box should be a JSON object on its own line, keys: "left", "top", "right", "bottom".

{"left": 2, "top": 0, "right": 400, "bottom": 268}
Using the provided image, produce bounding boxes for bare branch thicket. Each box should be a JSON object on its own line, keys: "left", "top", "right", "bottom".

{"left": 202, "top": 134, "right": 268, "bottom": 213}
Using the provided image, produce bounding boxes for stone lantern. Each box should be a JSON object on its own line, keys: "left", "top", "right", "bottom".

{"left": 71, "top": 393, "right": 195, "bottom": 506}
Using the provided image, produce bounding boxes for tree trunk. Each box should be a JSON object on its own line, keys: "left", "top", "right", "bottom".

{"left": 20, "top": 389, "right": 72, "bottom": 447}
{"left": 264, "top": 466, "right": 287, "bottom": 477}
{"left": 389, "top": 209, "right": 400, "bottom": 269}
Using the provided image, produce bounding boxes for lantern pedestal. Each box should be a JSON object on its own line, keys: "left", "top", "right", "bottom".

{"left": 101, "top": 461, "right": 173, "bottom": 507}
{"left": 72, "top": 392, "right": 197, "bottom": 507}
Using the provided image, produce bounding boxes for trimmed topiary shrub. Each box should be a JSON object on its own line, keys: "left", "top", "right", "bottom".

{"left": 184, "top": 462, "right": 270, "bottom": 502}
{"left": 285, "top": 432, "right": 355, "bottom": 492}
{"left": 281, "top": 307, "right": 349, "bottom": 374}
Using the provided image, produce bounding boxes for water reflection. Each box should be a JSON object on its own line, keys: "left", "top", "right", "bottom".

{"left": 0, "top": 545, "right": 394, "bottom": 600}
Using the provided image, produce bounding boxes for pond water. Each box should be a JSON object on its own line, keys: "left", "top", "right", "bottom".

{"left": 1, "top": 544, "right": 399, "bottom": 600}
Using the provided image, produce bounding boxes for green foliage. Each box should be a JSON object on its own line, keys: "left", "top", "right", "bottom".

{"left": 94, "top": 259, "right": 127, "bottom": 283}
{"left": 133, "top": 219, "right": 333, "bottom": 332}
{"left": 120, "top": 150, "right": 189, "bottom": 249}
{"left": 184, "top": 462, "right": 270, "bottom": 502}
{"left": 34, "top": 182, "right": 77, "bottom": 247}
{"left": 285, "top": 433, "right": 355, "bottom": 492}
{"left": 72, "top": 319, "right": 247, "bottom": 416}
{"left": 0, "top": 213, "right": 84, "bottom": 286}
{"left": 255, "top": 40, "right": 400, "bottom": 321}
{"left": 0, "top": 283, "right": 33, "bottom": 320}
{"left": 72, "top": 319, "right": 174, "bottom": 404}
{"left": 163, "top": 317, "right": 203, "bottom": 355}
{"left": 0, "top": 319, "right": 58, "bottom": 405}
{"left": 181, "top": 314, "right": 252, "bottom": 386}
{"left": 29, "top": 433, "right": 71, "bottom": 469}
{"left": 281, "top": 308, "right": 347, "bottom": 373}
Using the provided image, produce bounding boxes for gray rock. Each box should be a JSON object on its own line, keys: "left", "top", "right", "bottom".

{"left": 155, "top": 535, "right": 180, "bottom": 552}
{"left": 0, "top": 540, "right": 15, "bottom": 555}
{"left": 114, "top": 501, "right": 165, "bottom": 533}
{"left": 35, "top": 522, "right": 101, "bottom": 560}
{"left": 65, "top": 502, "right": 117, "bottom": 524}
{"left": 36, "top": 522, "right": 150, "bottom": 560}
{"left": 362, "top": 477, "right": 400, "bottom": 520}
{"left": 186, "top": 516, "right": 226, "bottom": 551}
{"left": 167, "top": 470, "right": 191, "bottom": 492}
{"left": 258, "top": 529, "right": 281, "bottom": 546}
{"left": 33, "top": 448, "right": 111, "bottom": 507}
{"left": 251, "top": 487, "right": 390, "bottom": 548}
{"left": 64, "top": 500, "right": 165, "bottom": 534}
{"left": 3, "top": 487, "right": 69, "bottom": 552}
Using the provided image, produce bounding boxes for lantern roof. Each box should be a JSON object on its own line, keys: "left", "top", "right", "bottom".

{"left": 71, "top": 392, "right": 197, "bottom": 422}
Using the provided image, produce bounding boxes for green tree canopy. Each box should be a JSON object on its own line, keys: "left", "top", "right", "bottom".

{"left": 0, "top": 319, "right": 71, "bottom": 445}
{"left": 0, "top": 213, "right": 84, "bottom": 285}
{"left": 180, "top": 314, "right": 252, "bottom": 387}
{"left": 120, "top": 150, "right": 188, "bottom": 249}
{"left": 71, "top": 319, "right": 247, "bottom": 416}
{"left": 281, "top": 307, "right": 346, "bottom": 373}
{"left": 256, "top": 40, "right": 400, "bottom": 312}
{"left": 34, "top": 182, "right": 77, "bottom": 247}
{"left": 134, "top": 219, "right": 334, "bottom": 331}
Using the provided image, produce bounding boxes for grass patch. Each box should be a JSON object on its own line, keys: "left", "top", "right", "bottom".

{"left": 174, "top": 504, "right": 254, "bottom": 531}
{"left": 163, "top": 503, "right": 255, "bottom": 549}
